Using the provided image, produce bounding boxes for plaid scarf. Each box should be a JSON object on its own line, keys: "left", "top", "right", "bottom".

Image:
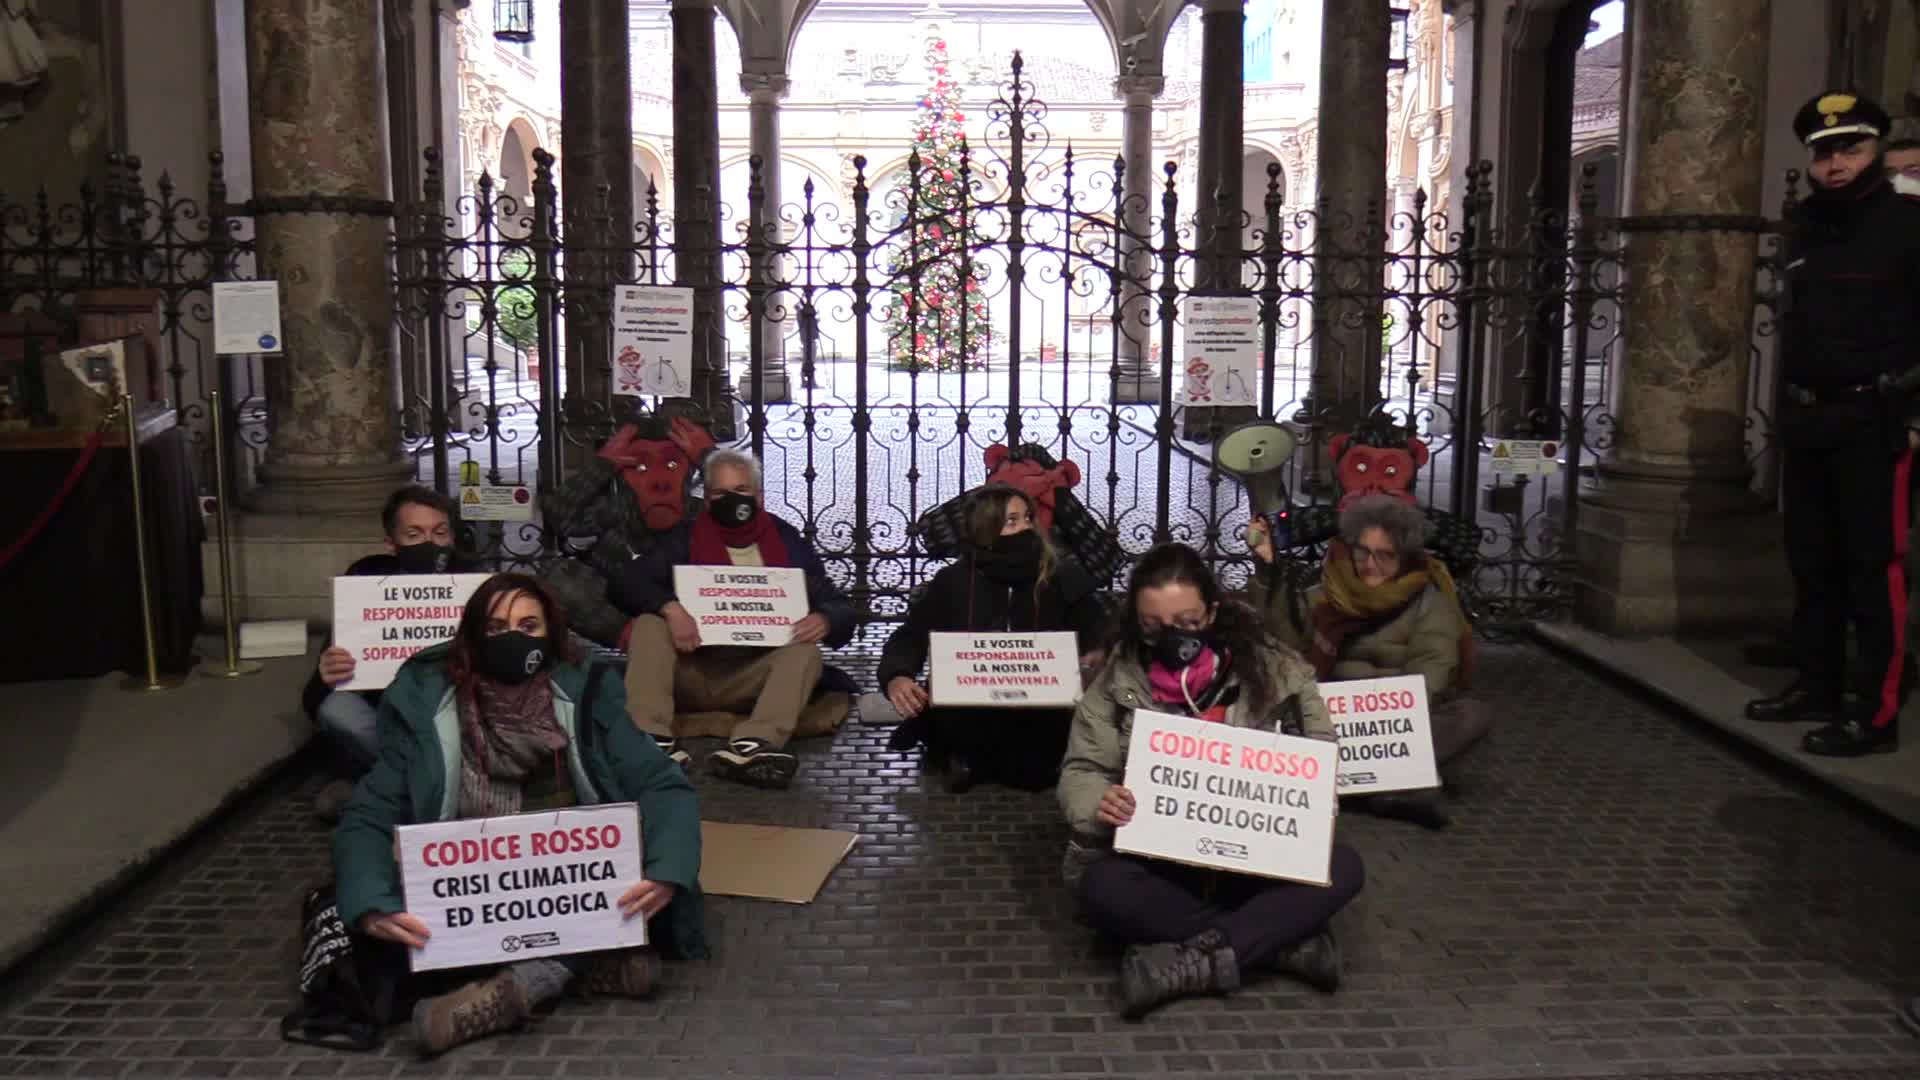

{"left": 456, "top": 673, "right": 567, "bottom": 820}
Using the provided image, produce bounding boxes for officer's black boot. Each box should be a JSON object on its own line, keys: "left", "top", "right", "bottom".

{"left": 1744, "top": 680, "right": 1842, "bottom": 724}
{"left": 1802, "top": 715, "right": 1899, "bottom": 757}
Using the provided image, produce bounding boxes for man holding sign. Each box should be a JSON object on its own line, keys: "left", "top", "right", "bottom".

{"left": 1057, "top": 545, "right": 1364, "bottom": 1020}
{"left": 332, "top": 573, "right": 705, "bottom": 1057}
{"left": 303, "top": 486, "right": 483, "bottom": 821}
{"left": 610, "top": 449, "right": 858, "bottom": 788}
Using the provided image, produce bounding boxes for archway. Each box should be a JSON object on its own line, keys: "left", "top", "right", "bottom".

{"left": 498, "top": 118, "right": 539, "bottom": 206}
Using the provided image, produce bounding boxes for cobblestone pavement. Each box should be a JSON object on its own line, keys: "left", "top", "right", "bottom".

{"left": 4, "top": 642, "right": 1920, "bottom": 1079}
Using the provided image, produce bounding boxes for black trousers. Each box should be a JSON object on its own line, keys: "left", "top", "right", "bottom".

{"left": 1076, "top": 845, "right": 1365, "bottom": 968}
{"left": 918, "top": 706, "right": 1073, "bottom": 791}
{"left": 1782, "top": 399, "right": 1913, "bottom": 729}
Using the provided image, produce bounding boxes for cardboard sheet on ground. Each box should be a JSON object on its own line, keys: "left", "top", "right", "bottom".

{"left": 697, "top": 821, "right": 858, "bottom": 904}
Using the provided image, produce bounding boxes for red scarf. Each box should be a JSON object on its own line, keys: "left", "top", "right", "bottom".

{"left": 688, "top": 507, "right": 792, "bottom": 567}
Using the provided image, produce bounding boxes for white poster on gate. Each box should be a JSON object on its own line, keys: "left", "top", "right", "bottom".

{"left": 672, "top": 565, "right": 809, "bottom": 647}
{"left": 928, "top": 631, "right": 1082, "bottom": 708}
{"left": 1114, "top": 709, "right": 1338, "bottom": 886}
{"left": 1326, "top": 674, "right": 1441, "bottom": 795}
{"left": 611, "top": 284, "right": 695, "bottom": 398}
{"left": 1176, "top": 295, "right": 1260, "bottom": 407}
{"left": 398, "top": 803, "right": 646, "bottom": 972}
{"left": 212, "top": 280, "right": 284, "bottom": 355}
{"left": 331, "top": 574, "right": 492, "bottom": 691}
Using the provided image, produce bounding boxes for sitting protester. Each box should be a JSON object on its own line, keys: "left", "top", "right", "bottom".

{"left": 306, "top": 485, "right": 480, "bottom": 822}
{"left": 1059, "top": 543, "right": 1365, "bottom": 1019}
{"left": 609, "top": 449, "right": 859, "bottom": 789}
{"left": 331, "top": 573, "right": 705, "bottom": 1058}
{"left": 1249, "top": 493, "right": 1487, "bottom": 830}
{"left": 878, "top": 484, "right": 1109, "bottom": 792}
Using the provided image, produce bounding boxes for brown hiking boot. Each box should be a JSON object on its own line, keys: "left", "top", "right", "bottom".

{"left": 412, "top": 969, "right": 528, "bottom": 1057}
{"left": 577, "top": 948, "right": 660, "bottom": 998}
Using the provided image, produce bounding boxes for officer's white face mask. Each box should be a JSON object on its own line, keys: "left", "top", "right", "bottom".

{"left": 1894, "top": 173, "right": 1920, "bottom": 198}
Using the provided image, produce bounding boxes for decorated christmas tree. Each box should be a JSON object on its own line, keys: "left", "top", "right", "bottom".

{"left": 884, "top": 37, "right": 991, "bottom": 373}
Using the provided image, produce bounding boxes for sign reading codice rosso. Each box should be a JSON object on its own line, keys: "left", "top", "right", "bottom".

{"left": 1145, "top": 727, "right": 1322, "bottom": 780}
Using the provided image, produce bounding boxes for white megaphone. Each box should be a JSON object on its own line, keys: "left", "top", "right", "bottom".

{"left": 1213, "top": 420, "right": 1299, "bottom": 545}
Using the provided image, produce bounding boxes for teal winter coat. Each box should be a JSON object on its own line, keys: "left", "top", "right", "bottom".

{"left": 331, "top": 643, "right": 709, "bottom": 959}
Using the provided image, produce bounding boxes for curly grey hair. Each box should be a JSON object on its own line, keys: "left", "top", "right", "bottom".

{"left": 1336, "top": 494, "right": 1430, "bottom": 557}
{"left": 703, "top": 448, "right": 763, "bottom": 491}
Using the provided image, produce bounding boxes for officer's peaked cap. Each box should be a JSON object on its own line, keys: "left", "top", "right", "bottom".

{"left": 1793, "top": 91, "right": 1892, "bottom": 146}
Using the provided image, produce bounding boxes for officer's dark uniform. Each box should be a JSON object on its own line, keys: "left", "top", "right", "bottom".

{"left": 1745, "top": 92, "right": 1920, "bottom": 756}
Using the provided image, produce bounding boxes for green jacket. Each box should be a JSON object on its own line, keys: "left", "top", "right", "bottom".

{"left": 331, "top": 643, "right": 709, "bottom": 960}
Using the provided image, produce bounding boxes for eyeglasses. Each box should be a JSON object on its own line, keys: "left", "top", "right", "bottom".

{"left": 1351, "top": 543, "right": 1401, "bottom": 566}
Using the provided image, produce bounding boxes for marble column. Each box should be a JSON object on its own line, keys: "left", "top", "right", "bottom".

{"left": 738, "top": 72, "right": 792, "bottom": 405}
{"left": 1575, "top": 0, "right": 1789, "bottom": 634}
{"left": 560, "top": 0, "right": 634, "bottom": 407}
{"left": 673, "top": 0, "right": 732, "bottom": 436}
{"left": 244, "top": 0, "right": 410, "bottom": 515}
{"left": 1311, "top": 0, "right": 1389, "bottom": 430}
{"left": 1184, "top": 0, "right": 1251, "bottom": 437}
{"left": 1113, "top": 74, "right": 1163, "bottom": 405}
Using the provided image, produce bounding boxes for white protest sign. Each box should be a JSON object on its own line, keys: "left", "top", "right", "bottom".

{"left": 398, "top": 803, "right": 645, "bottom": 973}
{"left": 212, "top": 280, "right": 284, "bottom": 355}
{"left": 1325, "top": 674, "right": 1440, "bottom": 795}
{"left": 929, "top": 631, "right": 1082, "bottom": 708}
{"left": 1115, "top": 709, "right": 1337, "bottom": 885}
{"left": 672, "top": 565, "right": 809, "bottom": 647}
{"left": 1489, "top": 439, "right": 1560, "bottom": 477}
{"left": 611, "top": 284, "right": 695, "bottom": 397}
{"left": 331, "top": 573, "right": 491, "bottom": 691}
{"left": 1176, "top": 295, "right": 1260, "bottom": 407}
{"left": 459, "top": 483, "right": 535, "bottom": 522}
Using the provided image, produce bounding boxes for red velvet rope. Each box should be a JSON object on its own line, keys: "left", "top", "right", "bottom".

{"left": 0, "top": 427, "right": 110, "bottom": 573}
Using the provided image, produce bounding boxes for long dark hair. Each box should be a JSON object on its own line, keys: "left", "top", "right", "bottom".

{"left": 966, "top": 483, "right": 1056, "bottom": 588}
{"left": 446, "top": 572, "right": 580, "bottom": 690}
{"left": 1112, "top": 543, "right": 1287, "bottom": 714}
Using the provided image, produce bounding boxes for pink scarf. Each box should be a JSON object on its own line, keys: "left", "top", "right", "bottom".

{"left": 1146, "top": 648, "right": 1229, "bottom": 724}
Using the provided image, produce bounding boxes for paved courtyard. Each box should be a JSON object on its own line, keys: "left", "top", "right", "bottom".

{"left": 3, "top": 641, "right": 1918, "bottom": 1079}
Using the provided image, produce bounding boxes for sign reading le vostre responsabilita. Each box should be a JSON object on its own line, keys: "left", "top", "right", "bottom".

{"left": 1115, "top": 710, "right": 1337, "bottom": 886}
{"left": 398, "top": 804, "right": 646, "bottom": 972}
{"left": 928, "top": 631, "right": 1081, "bottom": 708}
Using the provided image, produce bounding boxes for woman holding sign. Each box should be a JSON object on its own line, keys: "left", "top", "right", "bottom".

{"left": 1249, "top": 493, "right": 1486, "bottom": 830}
{"left": 879, "top": 485, "right": 1109, "bottom": 792}
{"left": 331, "top": 573, "right": 706, "bottom": 1057}
{"left": 1059, "top": 544, "right": 1365, "bottom": 1019}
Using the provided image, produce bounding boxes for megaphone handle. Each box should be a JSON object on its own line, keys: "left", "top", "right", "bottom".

{"left": 1262, "top": 510, "right": 1292, "bottom": 551}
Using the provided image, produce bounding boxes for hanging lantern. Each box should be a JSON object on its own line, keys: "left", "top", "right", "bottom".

{"left": 493, "top": 0, "right": 533, "bottom": 44}
{"left": 1387, "top": 6, "right": 1412, "bottom": 71}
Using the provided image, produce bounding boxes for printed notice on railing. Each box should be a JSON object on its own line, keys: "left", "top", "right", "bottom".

{"left": 1177, "top": 295, "right": 1259, "bottom": 407}
{"left": 213, "top": 280, "right": 284, "bottom": 355}
{"left": 331, "top": 573, "right": 492, "bottom": 690}
{"left": 929, "top": 631, "right": 1082, "bottom": 708}
{"left": 672, "top": 565, "right": 809, "bottom": 647}
{"left": 611, "top": 284, "right": 694, "bottom": 398}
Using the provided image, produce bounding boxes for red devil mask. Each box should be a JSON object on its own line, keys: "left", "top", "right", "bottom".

{"left": 596, "top": 416, "right": 715, "bottom": 531}
{"left": 984, "top": 444, "right": 1082, "bottom": 532}
{"left": 1328, "top": 429, "right": 1428, "bottom": 509}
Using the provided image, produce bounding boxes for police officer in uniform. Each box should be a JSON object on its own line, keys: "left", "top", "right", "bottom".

{"left": 1744, "top": 92, "right": 1920, "bottom": 756}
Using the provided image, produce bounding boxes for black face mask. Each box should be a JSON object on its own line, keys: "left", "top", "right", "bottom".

{"left": 991, "top": 530, "right": 1042, "bottom": 558}
{"left": 709, "top": 492, "right": 758, "bottom": 528}
{"left": 480, "top": 631, "right": 551, "bottom": 684}
{"left": 393, "top": 541, "right": 454, "bottom": 574}
{"left": 1145, "top": 628, "right": 1211, "bottom": 670}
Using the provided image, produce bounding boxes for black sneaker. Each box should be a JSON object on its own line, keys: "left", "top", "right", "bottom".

{"left": 708, "top": 738, "right": 799, "bottom": 789}
{"left": 651, "top": 735, "right": 692, "bottom": 771}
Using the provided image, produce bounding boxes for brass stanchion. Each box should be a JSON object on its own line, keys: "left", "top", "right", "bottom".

{"left": 199, "top": 388, "right": 261, "bottom": 678}
{"left": 120, "top": 393, "right": 186, "bottom": 692}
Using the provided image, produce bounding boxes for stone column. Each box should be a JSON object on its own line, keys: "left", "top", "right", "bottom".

{"left": 1184, "top": 0, "right": 1251, "bottom": 437}
{"left": 1575, "top": 1, "right": 1789, "bottom": 634}
{"left": 1113, "top": 73, "right": 1163, "bottom": 405}
{"left": 245, "top": 0, "right": 411, "bottom": 515}
{"left": 738, "top": 72, "right": 792, "bottom": 405}
{"left": 560, "top": 0, "right": 634, "bottom": 407}
{"left": 1311, "top": 0, "right": 1389, "bottom": 430}
{"left": 673, "top": 0, "right": 733, "bottom": 436}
